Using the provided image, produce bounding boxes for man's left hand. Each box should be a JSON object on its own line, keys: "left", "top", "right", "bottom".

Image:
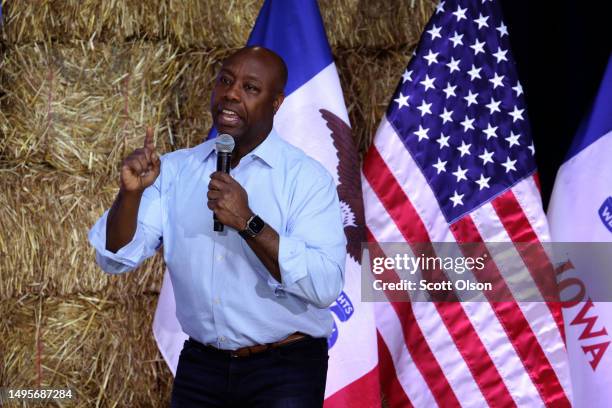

{"left": 207, "top": 172, "right": 253, "bottom": 231}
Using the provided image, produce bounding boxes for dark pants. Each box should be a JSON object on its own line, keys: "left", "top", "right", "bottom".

{"left": 170, "top": 337, "right": 329, "bottom": 408}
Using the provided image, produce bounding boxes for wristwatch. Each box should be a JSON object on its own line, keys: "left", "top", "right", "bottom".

{"left": 239, "top": 214, "right": 265, "bottom": 238}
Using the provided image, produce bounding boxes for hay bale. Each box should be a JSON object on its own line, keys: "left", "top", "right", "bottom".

{"left": 0, "top": 40, "right": 182, "bottom": 175}
{"left": 0, "top": 168, "right": 165, "bottom": 299}
{"left": 0, "top": 294, "right": 173, "bottom": 407}
{"left": 1, "top": 0, "right": 434, "bottom": 51}
{"left": 0, "top": 0, "right": 262, "bottom": 48}
{"left": 321, "top": 0, "right": 435, "bottom": 49}
{"left": 0, "top": 0, "right": 166, "bottom": 46}
{"left": 164, "top": 0, "right": 261, "bottom": 48}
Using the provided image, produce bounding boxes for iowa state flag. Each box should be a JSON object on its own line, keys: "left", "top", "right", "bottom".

{"left": 548, "top": 53, "right": 612, "bottom": 407}
{"left": 153, "top": 1, "right": 381, "bottom": 406}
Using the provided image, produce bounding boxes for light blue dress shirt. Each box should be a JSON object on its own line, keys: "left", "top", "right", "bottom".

{"left": 88, "top": 129, "right": 346, "bottom": 350}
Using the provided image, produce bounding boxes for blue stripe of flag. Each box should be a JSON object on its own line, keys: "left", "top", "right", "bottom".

{"left": 247, "top": 0, "right": 333, "bottom": 97}
{"left": 566, "top": 53, "right": 612, "bottom": 160}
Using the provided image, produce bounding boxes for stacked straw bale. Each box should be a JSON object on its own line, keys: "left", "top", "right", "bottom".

{"left": 0, "top": 41, "right": 183, "bottom": 174}
{"left": 0, "top": 295, "right": 172, "bottom": 407}
{"left": 2, "top": 0, "right": 429, "bottom": 50}
{"left": 0, "top": 0, "right": 435, "bottom": 406}
{"left": 0, "top": 168, "right": 165, "bottom": 299}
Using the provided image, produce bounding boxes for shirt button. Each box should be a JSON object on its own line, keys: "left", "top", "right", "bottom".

{"left": 219, "top": 336, "right": 226, "bottom": 342}
{"left": 217, "top": 255, "right": 224, "bottom": 261}
{"left": 214, "top": 298, "right": 220, "bottom": 305}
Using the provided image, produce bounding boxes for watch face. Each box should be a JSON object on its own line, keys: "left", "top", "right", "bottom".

{"left": 249, "top": 215, "right": 265, "bottom": 233}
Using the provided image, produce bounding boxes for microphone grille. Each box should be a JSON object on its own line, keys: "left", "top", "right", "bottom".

{"left": 215, "top": 133, "right": 235, "bottom": 153}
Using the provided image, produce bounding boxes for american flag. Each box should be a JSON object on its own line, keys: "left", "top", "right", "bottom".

{"left": 363, "top": 0, "right": 572, "bottom": 406}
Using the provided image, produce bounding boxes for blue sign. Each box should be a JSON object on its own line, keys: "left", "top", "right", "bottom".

{"left": 327, "top": 291, "right": 354, "bottom": 349}
{"left": 598, "top": 197, "right": 612, "bottom": 233}
{"left": 329, "top": 291, "right": 354, "bottom": 322}
{"left": 328, "top": 320, "right": 339, "bottom": 348}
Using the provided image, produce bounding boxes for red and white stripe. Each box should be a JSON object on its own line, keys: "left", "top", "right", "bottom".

{"left": 363, "top": 116, "right": 572, "bottom": 407}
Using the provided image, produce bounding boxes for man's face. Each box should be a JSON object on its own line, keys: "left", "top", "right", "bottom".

{"left": 210, "top": 51, "right": 283, "bottom": 144}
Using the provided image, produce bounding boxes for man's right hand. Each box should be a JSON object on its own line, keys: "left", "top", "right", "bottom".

{"left": 120, "top": 127, "right": 161, "bottom": 193}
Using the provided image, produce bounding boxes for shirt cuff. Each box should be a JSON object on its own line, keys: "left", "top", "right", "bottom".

{"left": 278, "top": 235, "right": 308, "bottom": 287}
{"left": 88, "top": 211, "right": 146, "bottom": 270}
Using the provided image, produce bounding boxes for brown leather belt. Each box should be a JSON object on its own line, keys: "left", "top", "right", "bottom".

{"left": 190, "top": 332, "right": 310, "bottom": 358}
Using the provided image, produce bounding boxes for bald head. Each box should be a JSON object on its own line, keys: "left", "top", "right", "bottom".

{"left": 211, "top": 45, "right": 287, "bottom": 152}
{"left": 223, "top": 46, "right": 288, "bottom": 95}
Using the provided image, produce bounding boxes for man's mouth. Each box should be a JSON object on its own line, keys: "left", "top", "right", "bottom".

{"left": 217, "top": 108, "right": 242, "bottom": 126}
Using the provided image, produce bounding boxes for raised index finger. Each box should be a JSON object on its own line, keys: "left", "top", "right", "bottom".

{"left": 144, "top": 126, "right": 155, "bottom": 150}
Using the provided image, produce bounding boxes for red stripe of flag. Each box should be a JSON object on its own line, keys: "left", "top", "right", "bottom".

{"left": 533, "top": 172, "right": 541, "bottom": 193}
{"left": 377, "top": 330, "right": 414, "bottom": 408}
{"left": 324, "top": 365, "right": 382, "bottom": 408}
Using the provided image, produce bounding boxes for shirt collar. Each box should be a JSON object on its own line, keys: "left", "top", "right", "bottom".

{"left": 200, "top": 128, "right": 281, "bottom": 168}
{"left": 248, "top": 128, "right": 280, "bottom": 168}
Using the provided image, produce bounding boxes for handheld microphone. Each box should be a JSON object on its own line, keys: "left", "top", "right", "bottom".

{"left": 214, "top": 133, "right": 235, "bottom": 232}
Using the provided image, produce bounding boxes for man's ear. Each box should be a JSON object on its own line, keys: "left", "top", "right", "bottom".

{"left": 273, "top": 93, "right": 285, "bottom": 114}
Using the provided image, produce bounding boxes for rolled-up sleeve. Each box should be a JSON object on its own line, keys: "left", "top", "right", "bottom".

{"left": 277, "top": 174, "right": 346, "bottom": 309}
{"left": 88, "top": 178, "right": 163, "bottom": 274}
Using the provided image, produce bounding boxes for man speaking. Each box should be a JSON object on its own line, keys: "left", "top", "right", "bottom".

{"left": 88, "top": 46, "right": 346, "bottom": 407}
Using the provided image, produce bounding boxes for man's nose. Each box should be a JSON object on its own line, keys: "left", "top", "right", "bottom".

{"left": 224, "top": 81, "right": 241, "bottom": 102}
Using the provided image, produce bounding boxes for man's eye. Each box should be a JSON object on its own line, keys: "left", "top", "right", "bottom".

{"left": 220, "top": 77, "right": 231, "bottom": 85}
{"left": 245, "top": 84, "right": 259, "bottom": 92}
